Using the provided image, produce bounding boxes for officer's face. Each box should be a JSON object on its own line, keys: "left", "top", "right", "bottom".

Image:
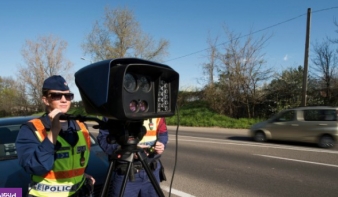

{"left": 42, "top": 90, "right": 73, "bottom": 113}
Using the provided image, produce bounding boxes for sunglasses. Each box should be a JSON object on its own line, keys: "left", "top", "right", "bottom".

{"left": 48, "top": 93, "right": 74, "bottom": 101}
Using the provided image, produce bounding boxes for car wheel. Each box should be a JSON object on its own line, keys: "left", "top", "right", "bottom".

{"left": 254, "top": 131, "right": 266, "bottom": 142}
{"left": 318, "top": 135, "right": 335, "bottom": 148}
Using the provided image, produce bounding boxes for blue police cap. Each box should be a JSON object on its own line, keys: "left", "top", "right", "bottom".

{"left": 42, "top": 75, "right": 69, "bottom": 91}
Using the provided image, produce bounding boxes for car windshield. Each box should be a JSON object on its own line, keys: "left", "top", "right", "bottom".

{"left": 0, "top": 122, "right": 97, "bottom": 161}
{"left": 266, "top": 111, "right": 282, "bottom": 121}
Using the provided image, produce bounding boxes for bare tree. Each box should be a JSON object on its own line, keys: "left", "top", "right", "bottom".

{"left": 18, "top": 35, "right": 73, "bottom": 111}
{"left": 311, "top": 39, "right": 338, "bottom": 105}
{"left": 82, "top": 7, "right": 169, "bottom": 62}
{"left": 200, "top": 34, "right": 222, "bottom": 113}
{"left": 216, "top": 27, "right": 273, "bottom": 118}
{"left": 329, "top": 18, "right": 338, "bottom": 45}
{"left": 202, "top": 33, "right": 219, "bottom": 86}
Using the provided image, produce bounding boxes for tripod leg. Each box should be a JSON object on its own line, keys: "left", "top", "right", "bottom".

{"left": 136, "top": 151, "right": 165, "bottom": 197}
{"left": 100, "top": 159, "right": 116, "bottom": 197}
{"left": 118, "top": 161, "right": 133, "bottom": 197}
{"left": 100, "top": 157, "right": 134, "bottom": 197}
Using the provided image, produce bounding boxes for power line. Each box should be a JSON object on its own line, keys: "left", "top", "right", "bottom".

{"left": 164, "top": 6, "right": 338, "bottom": 63}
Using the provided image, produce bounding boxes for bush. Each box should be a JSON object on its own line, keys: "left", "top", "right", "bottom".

{"left": 166, "top": 103, "right": 262, "bottom": 129}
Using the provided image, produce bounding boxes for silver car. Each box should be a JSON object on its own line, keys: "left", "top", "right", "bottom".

{"left": 249, "top": 106, "right": 338, "bottom": 148}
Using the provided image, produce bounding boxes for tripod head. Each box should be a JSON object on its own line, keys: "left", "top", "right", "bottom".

{"left": 60, "top": 114, "right": 146, "bottom": 148}
{"left": 104, "top": 119, "right": 147, "bottom": 150}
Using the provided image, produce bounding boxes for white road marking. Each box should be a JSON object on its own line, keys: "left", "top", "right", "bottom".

{"left": 255, "top": 154, "right": 338, "bottom": 168}
{"left": 169, "top": 134, "right": 338, "bottom": 154}
{"left": 161, "top": 186, "right": 196, "bottom": 197}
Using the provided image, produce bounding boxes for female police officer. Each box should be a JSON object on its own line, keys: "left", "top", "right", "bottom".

{"left": 16, "top": 75, "right": 95, "bottom": 197}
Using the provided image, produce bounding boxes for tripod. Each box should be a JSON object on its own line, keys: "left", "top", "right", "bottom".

{"left": 100, "top": 121, "right": 165, "bottom": 197}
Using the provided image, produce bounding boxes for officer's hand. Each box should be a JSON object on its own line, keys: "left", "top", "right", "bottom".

{"left": 140, "top": 145, "right": 151, "bottom": 156}
{"left": 154, "top": 141, "right": 165, "bottom": 154}
{"left": 49, "top": 109, "right": 63, "bottom": 135}
{"left": 84, "top": 173, "right": 96, "bottom": 185}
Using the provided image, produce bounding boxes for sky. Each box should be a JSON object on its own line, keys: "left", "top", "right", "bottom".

{"left": 1, "top": 0, "right": 338, "bottom": 101}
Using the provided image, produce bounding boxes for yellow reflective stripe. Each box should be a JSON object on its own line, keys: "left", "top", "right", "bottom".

{"left": 141, "top": 136, "right": 157, "bottom": 142}
{"left": 31, "top": 177, "right": 84, "bottom": 192}
{"left": 29, "top": 178, "right": 85, "bottom": 197}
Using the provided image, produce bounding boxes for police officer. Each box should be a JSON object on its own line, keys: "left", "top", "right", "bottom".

{"left": 97, "top": 117, "right": 168, "bottom": 197}
{"left": 16, "top": 75, "right": 95, "bottom": 197}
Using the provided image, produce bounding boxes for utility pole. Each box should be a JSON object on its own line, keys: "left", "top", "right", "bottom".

{"left": 301, "top": 8, "right": 311, "bottom": 107}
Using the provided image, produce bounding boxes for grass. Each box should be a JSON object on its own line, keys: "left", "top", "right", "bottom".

{"left": 166, "top": 109, "right": 261, "bottom": 129}
{"left": 165, "top": 102, "right": 262, "bottom": 129}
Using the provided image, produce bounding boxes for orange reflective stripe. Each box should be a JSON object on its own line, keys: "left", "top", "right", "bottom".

{"left": 156, "top": 118, "right": 161, "bottom": 127}
{"left": 82, "top": 131, "right": 90, "bottom": 149}
{"left": 44, "top": 168, "right": 85, "bottom": 179}
{"left": 156, "top": 118, "right": 161, "bottom": 133}
{"left": 29, "top": 119, "right": 47, "bottom": 141}
{"left": 144, "top": 130, "right": 157, "bottom": 136}
{"left": 76, "top": 121, "right": 90, "bottom": 149}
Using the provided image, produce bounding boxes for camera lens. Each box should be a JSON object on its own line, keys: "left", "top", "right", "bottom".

{"left": 124, "top": 73, "right": 137, "bottom": 92}
{"left": 139, "top": 100, "right": 148, "bottom": 112}
{"left": 139, "top": 76, "right": 151, "bottom": 92}
{"left": 129, "top": 100, "right": 138, "bottom": 112}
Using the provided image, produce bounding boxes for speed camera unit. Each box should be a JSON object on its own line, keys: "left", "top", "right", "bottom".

{"left": 74, "top": 58, "right": 179, "bottom": 120}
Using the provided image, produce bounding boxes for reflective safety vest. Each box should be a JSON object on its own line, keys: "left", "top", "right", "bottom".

{"left": 28, "top": 119, "right": 90, "bottom": 197}
{"left": 138, "top": 118, "right": 161, "bottom": 146}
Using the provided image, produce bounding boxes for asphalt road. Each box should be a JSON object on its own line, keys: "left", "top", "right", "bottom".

{"left": 88, "top": 124, "right": 338, "bottom": 197}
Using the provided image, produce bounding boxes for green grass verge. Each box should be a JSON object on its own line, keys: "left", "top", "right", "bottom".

{"left": 166, "top": 109, "right": 261, "bottom": 129}
{"left": 165, "top": 102, "right": 262, "bottom": 129}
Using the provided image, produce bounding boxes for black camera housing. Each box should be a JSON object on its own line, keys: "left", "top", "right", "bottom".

{"left": 75, "top": 58, "right": 179, "bottom": 120}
